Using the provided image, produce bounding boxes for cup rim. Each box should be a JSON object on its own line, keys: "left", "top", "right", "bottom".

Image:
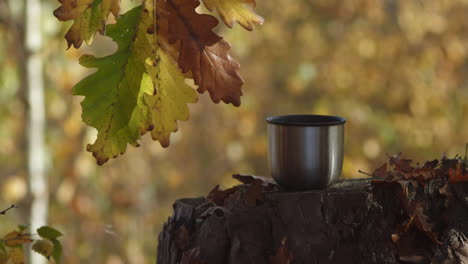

{"left": 266, "top": 114, "right": 346, "bottom": 127}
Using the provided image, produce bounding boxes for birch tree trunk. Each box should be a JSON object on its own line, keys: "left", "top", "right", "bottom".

{"left": 25, "top": 0, "right": 48, "bottom": 263}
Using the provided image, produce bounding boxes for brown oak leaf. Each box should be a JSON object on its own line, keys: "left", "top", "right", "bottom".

{"left": 54, "top": 0, "right": 120, "bottom": 48}
{"left": 270, "top": 238, "right": 292, "bottom": 264}
{"left": 412, "top": 203, "right": 439, "bottom": 244}
{"left": 244, "top": 179, "right": 264, "bottom": 206}
{"left": 206, "top": 185, "right": 240, "bottom": 206}
{"left": 162, "top": 0, "right": 244, "bottom": 106}
{"left": 372, "top": 162, "right": 387, "bottom": 178}
{"left": 389, "top": 153, "right": 414, "bottom": 173}
{"left": 181, "top": 247, "right": 204, "bottom": 264}
{"left": 232, "top": 174, "right": 279, "bottom": 191}
{"left": 448, "top": 161, "right": 468, "bottom": 183}
{"left": 175, "top": 225, "right": 190, "bottom": 250}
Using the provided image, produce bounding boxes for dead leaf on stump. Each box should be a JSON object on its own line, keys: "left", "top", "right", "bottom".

{"left": 372, "top": 163, "right": 387, "bottom": 178}
{"left": 412, "top": 203, "right": 439, "bottom": 244}
{"left": 174, "top": 225, "right": 190, "bottom": 250}
{"left": 232, "top": 174, "right": 279, "bottom": 191}
{"left": 244, "top": 179, "right": 264, "bottom": 206}
{"left": 270, "top": 237, "right": 292, "bottom": 264}
{"left": 448, "top": 161, "right": 468, "bottom": 183}
{"left": 389, "top": 153, "right": 415, "bottom": 173}
{"left": 207, "top": 185, "right": 239, "bottom": 206}
{"left": 181, "top": 247, "right": 204, "bottom": 264}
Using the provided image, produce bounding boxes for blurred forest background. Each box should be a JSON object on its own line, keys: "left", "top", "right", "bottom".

{"left": 1, "top": 0, "right": 468, "bottom": 263}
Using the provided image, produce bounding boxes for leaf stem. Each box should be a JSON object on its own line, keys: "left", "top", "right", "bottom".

{"left": 358, "top": 170, "right": 374, "bottom": 177}
{"left": 0, "top": 204, "right": 17, "bottom": 215}
{"left": 464, "top": 143, "right": 467, "bottom": 161}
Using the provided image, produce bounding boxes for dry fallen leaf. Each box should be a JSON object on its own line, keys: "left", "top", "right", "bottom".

{"left": 180, "top": 247, "right": 204, "bottom": 264}
{"left": 389, "top": 153, "right": 414, "bottom": 173}
{"left": 232, "top": 174, "right": 279, "bottom": 190}
{"left": 270, "top": 237, "right": 292, "bottom": 264}
{"left": 207, "top": 185, "right": 240, "bottom": 206}
{"left": 175, "top": 225, "right": 190, "bottom": 250}
{"left": 244, "top": 179, "right": 264, "bottom": 206}
{"left": 372, "top": 163, "right": 387, "bottom": 178}
{"left": 448, "top": 161, "right": 468, "bottom": 183}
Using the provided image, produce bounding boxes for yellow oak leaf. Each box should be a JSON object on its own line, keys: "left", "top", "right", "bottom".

{"left": 202, "top": 0, "right": 263, "bottom": 30}
{"left": 138, "top": 50, "right": 198, "bottom": 147}
{"left": 54, "top": 0, "right": 120, "bottom": 48}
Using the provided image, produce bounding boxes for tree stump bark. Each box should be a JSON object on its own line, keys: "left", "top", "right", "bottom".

{"left": 157, "top": 175, "right": 468, "bottom": 264}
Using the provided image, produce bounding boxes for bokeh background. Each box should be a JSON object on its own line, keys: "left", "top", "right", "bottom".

{"left": 1, "top": 0, "right": 468, "bottom": 263}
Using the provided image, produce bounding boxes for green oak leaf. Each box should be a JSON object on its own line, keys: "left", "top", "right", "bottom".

{"left": 73, "top": 4, "right": 197, "bottom": 164}
{"left": 37, "top": 226, "right": 63, "bottom": 240}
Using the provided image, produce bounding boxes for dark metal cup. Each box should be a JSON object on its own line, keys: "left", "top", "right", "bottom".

{"left": 267, "top": 115, "right": 346, "bottom": 190}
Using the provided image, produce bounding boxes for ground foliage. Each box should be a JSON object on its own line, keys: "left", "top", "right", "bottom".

{"left": 0, "top": 206, "right": 63, "bottom": 264}
{"left": 53, "top": 0, "right": 263, "bottom": 165}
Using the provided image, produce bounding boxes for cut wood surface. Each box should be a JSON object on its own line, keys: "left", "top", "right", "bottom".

{"left": 157, "top": 175, "right": 468, "bottom": 264}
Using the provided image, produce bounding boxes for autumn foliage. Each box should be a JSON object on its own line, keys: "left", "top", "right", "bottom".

{"left": 370, "top": 153, "right": 468, "bottom": 260}
{"left": 53, "top": 0, "right": 263, "bottom": 165}
{"left": 0, "top": 205, "right": 63, "bottom": 264}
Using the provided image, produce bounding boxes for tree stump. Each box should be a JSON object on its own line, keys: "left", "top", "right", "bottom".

{"left": 157, "top": 175, "right": 468, "bottom": 264}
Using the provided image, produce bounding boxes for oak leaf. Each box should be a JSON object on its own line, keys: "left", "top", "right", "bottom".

{"left": 202, "top": 0, "right": 264, "bottom": 30}
{"left": 232, "top": 174, "right": 279, "bottom": 191}
{"left": 180, "top": 247, "right": 204, "bottom": 264}
{"left": 448, "top": 161, "right": 468, "bottom": 183}
{"left": 207, "top": 185, "right": 240, "bottom": 206}
{"left": 389, "top": 153, "right": 414, "bottom": 173}
{"left": 163, "top": 0, "right": 244, "bottom": 106}
{"left": 73, "top": 5, "right": 197, "bottom": 164}
{"left": 270, "top": 238, "right": 292, "bottom": 264}
{"left": 53, "top": 0, "right": 120, "bottom": 48}
{"left": 244, "top": 179, "right": 264, "bottom": 206}
{"left": 372, "top": 163, "right": 387, "bottom": 178}
{"left": 138, "top": 52, "right": 198, "bottom": 147}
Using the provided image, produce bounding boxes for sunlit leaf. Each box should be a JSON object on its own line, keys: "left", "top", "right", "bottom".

{"left": 37, "top": 226, "right": 63, "bottom": 240}
{"left": 202, "top": 0, "right": 263, "bottom": 30}
{"left": 161, "top": 0, "right": 244, "bottom": 106}
{"left": 53, "top": 0, "right": 120, "bottom": 48}
{"left": 32, "top": 239, "right": 54, "bottom": 259}
{"left": 73, "top": 3, "right": 199, "bottom": 164}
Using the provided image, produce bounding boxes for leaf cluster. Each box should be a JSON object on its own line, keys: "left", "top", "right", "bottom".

{"left": 370, "top": 152, "right": 468, "bottom": 262}
{"left": 0, "top": 207, "right": 63, "bottom": 264}
{"left": 53, "top": 0, "right": 263, "bottom": 164}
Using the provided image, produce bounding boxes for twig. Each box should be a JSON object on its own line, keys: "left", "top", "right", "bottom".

{"left": 464, "top": 143, "right": 467, "bottom": 161}
{"left": 0, "top": 233, "right": 33, "bottom": 243}
{"left": 0, "top": 204, "right": 17, "bottom": 215}
{"left": 358, "top": 170, "right": 374, "bottom": 177}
